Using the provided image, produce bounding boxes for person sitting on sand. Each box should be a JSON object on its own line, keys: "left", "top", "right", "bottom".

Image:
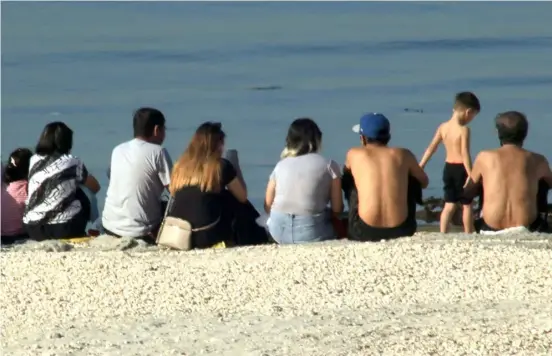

{"left": 23, "top": 122, "right": 101, "bottom": 240}
{"left": 1, "top": 148, "right": 32, "bottom": 245}
{"left": 464, "top": 111, "right": 552, "bottom": 233}
{"left": 166, "top": 121, "right": 268, "bottom": 249}
{"left": 345, "top": 113, "right": 428, "bottom": 241}
{"left": 419, "top": 92, "right": 481, "bottom": 234}
{"left": 102, "top": 108, "right": 173, "bottom": 242}
{"left": 264, "top": 118, "right": 343, "bottom": 244}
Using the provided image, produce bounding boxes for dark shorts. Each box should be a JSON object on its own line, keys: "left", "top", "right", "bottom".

{"left": 348, "top": 212, "right": 417, "bottom": 241}
{"left": 443, "top": 163, "right": 471, "bottom": 205}
{"left": 475, "top": 215, "right": 548, "bottom": 233}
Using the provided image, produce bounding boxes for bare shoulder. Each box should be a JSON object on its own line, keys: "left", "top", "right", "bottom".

{"left": 346, "top": 146, "right": 364, "bottom": 156}
{"left": 474, "top": 149, "right": 493, "bottom": 162}
{"left": 346, "top": 146, "right": 364, "bottom": 161}
{"left": 396, "top": 147, "right": 417, "bottom": 161}
{"left": 530, "top": 151, "right": 550, "bottom": 166}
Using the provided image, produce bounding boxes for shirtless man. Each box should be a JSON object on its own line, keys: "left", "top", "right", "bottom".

{"left": 419, "top": 92, "right": 480, "bottom": 233}
{"left": 464, "top": 111, "right": 552, "bottom": 232}
{"left": 345, "top": 113, "right": 429, "bottom": 241}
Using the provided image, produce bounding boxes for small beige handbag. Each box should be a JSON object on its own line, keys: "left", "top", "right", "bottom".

{"left": 156, "top": 198, "right": 220, "bottom": 251}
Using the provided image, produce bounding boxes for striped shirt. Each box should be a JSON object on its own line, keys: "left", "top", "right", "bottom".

{"left": 23, "top": 154, "right": 88, "bottom": 225}
{"left": 1, "top": 180, "right": 28, "bottom": 236}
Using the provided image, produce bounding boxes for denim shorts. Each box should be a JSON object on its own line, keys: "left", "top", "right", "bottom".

{"left": 268, "top": 210, "right": 335, "bottom": 244}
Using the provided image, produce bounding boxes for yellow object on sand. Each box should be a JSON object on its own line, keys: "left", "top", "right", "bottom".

{"left": 61, "top": 237, "right": 93, "bottom": 244}
{"left": 211, "top": 241, "right": 226, "bottom": 249}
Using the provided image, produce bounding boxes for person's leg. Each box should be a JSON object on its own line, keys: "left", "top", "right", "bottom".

{"left": 441, "top": 163, "right": 461, "bottom": 233}
{"left": 461, "top": 203, "right": 474, "bottom": 233}
{"left": 440, "top": 203, "right": 457, "bottom": 233}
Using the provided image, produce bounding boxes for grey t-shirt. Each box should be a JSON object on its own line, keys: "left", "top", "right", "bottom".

{"left": 270, "top": 153, "right": 341, "bottom": 215}
{"left": 102, "top": 139, "right": 172, "bottom": 237}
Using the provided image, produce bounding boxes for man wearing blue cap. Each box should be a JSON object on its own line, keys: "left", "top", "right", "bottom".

{"left": 344, "top": 113, "right": 429, "bottom": 241}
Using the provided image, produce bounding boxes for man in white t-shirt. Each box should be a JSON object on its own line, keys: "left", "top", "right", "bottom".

{"left": 102, "top": 108, "right": 173, "bottom": 241}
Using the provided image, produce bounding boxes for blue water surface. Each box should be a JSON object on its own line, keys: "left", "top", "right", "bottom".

{"left": 2, "top": 2, "right": 552, "bottom": 209}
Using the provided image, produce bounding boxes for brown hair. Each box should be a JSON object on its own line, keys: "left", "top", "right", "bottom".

{"left": 454, "top": 91, "right": 481, "bottom": 112}
{"left": 169, "top": 122, "right": 226, "bottom": 194}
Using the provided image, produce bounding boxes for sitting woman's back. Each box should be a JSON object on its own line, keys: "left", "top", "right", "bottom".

{"left": 265, "top": 118, "right": 343, "bottom": 244}
{"left": 23, "top": 121, "right": 101, "bottom": 240}
{"left": 1, "top": 148, "right": 32, "bottom": 243}
{"left": 270, "top": 153, "right": 339, "bottom": 215}
{"left": 167, "top": 122, "right": 253, "bottom": 249}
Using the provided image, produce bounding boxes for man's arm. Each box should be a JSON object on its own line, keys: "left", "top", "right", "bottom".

{"left": 406, "top": 150, "right": 429, "bottom": 188}
{"left": 537, "top": 154, "right": 552, "bottom": 186}
{"left": 463, "top": 151, "right": 484, "bottom": 200}
{"left": 419, "top": 125, "right": 442, "bottom": 169}
{"left": 158, "top": 148, "right": 173, "bottom": 189}
{"left": 460, "top": 126, "right": 473, "bottom": 178}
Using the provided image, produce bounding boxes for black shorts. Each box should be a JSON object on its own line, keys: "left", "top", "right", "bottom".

{"left": 475, "top": 215, "right": 547, "bottom": 233}
{"left": 348, "top": 212, "right": 417, "bottom": 241}
{"left": 443, "top": 163, "right": 471, "bottom": 205}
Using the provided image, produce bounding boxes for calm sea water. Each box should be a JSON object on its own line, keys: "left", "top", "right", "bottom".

{"left": 2, "top": 2, "right": 552, "bottom": 210}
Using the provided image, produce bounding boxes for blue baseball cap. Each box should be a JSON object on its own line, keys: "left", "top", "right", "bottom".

{"left": 352, "top": 113, "right": 390, "bottom": 139}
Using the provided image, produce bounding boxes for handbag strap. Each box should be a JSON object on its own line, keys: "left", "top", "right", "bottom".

{"left": 192, "top": 216, "right": 221, "bottom": 232}
{"left": 156, "top": 196, "right": 174, "bottom": 244}
{"left": 162, "top": 196, "right": 173, "bottom": 219}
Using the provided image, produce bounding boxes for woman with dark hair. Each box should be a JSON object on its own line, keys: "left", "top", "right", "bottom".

{"left": 264, "top": 118, "right": 343, "bottom": 244}
{"left": 23, "top": 121, "right": 101, "bottom": 240}
{"left": 166, "top": 121, "right": 268, "bottom": 248}
{"left": 1, "top": 148, "right": 32, "bottom": 244}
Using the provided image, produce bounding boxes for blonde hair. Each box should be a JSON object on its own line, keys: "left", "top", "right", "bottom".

{"left": 169, "top": 122, "right": 225, "bottom": 194}
{"left": 280, "top": 118, "right": 322, "bottom": 159}
{"left": 280, "top": 141, "right": 321, "bottom": 159}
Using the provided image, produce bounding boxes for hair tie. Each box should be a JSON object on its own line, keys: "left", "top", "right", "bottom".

{"left": 10, "top": 157, "right": 16, "bottom": 167}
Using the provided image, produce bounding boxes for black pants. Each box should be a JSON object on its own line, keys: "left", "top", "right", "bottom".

{"left": 1, "top": 233, "right": 28, "bottom": 246}
{"left": 24, "top": 188, "right": 91, "bottom": 241}
{"left": 192, "top": 191, "right": 270, "bottom": 248}
{"left": 344, "top": 172, "right": 422, "bottom": 241}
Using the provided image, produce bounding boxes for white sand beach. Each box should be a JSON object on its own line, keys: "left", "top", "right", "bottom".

{"left": 2, "top": 233, "right": 552, "bottom": 355}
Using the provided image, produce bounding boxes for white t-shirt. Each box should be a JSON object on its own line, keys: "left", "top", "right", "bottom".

{"left": 23, "top": 154, "right": 88, "bottom": 225}
{"left": 101, "top": 139, "right": 172, "bottom": 237}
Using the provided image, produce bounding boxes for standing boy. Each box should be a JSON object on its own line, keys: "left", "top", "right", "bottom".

{"left": 419, "top": 92, "right": 481, "bottom": 233}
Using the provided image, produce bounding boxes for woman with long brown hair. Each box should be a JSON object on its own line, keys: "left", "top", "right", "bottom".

{"left": 166, "top": 122, "right": 252, "bottom": 248}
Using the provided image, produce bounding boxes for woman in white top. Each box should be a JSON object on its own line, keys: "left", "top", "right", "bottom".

{"left": 264, "top": 118, "right": 343, "bottom": 244}
{"left": 23, "top": 121, "right": 100, "bottom": 240}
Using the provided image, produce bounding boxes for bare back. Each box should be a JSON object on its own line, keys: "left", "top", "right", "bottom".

{"left": 440, "top": 120, "right": 469, "bottom": 164}
{"left": 472, "top": 146, "right": 548, "bottom": 229}
{"left": 347, "top": 145, "right": 427, "bottom": 227}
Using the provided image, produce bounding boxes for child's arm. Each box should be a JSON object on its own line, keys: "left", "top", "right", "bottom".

{"left": 460, "top": 126, "right": 472, "bottom": 181}
{"left": 419, "top": 125, "right": 442, "bottom": 169}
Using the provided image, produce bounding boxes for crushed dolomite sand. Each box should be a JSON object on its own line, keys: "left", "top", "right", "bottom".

{"left": 1, "top": 233, "right": 552, "bottom": 355}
